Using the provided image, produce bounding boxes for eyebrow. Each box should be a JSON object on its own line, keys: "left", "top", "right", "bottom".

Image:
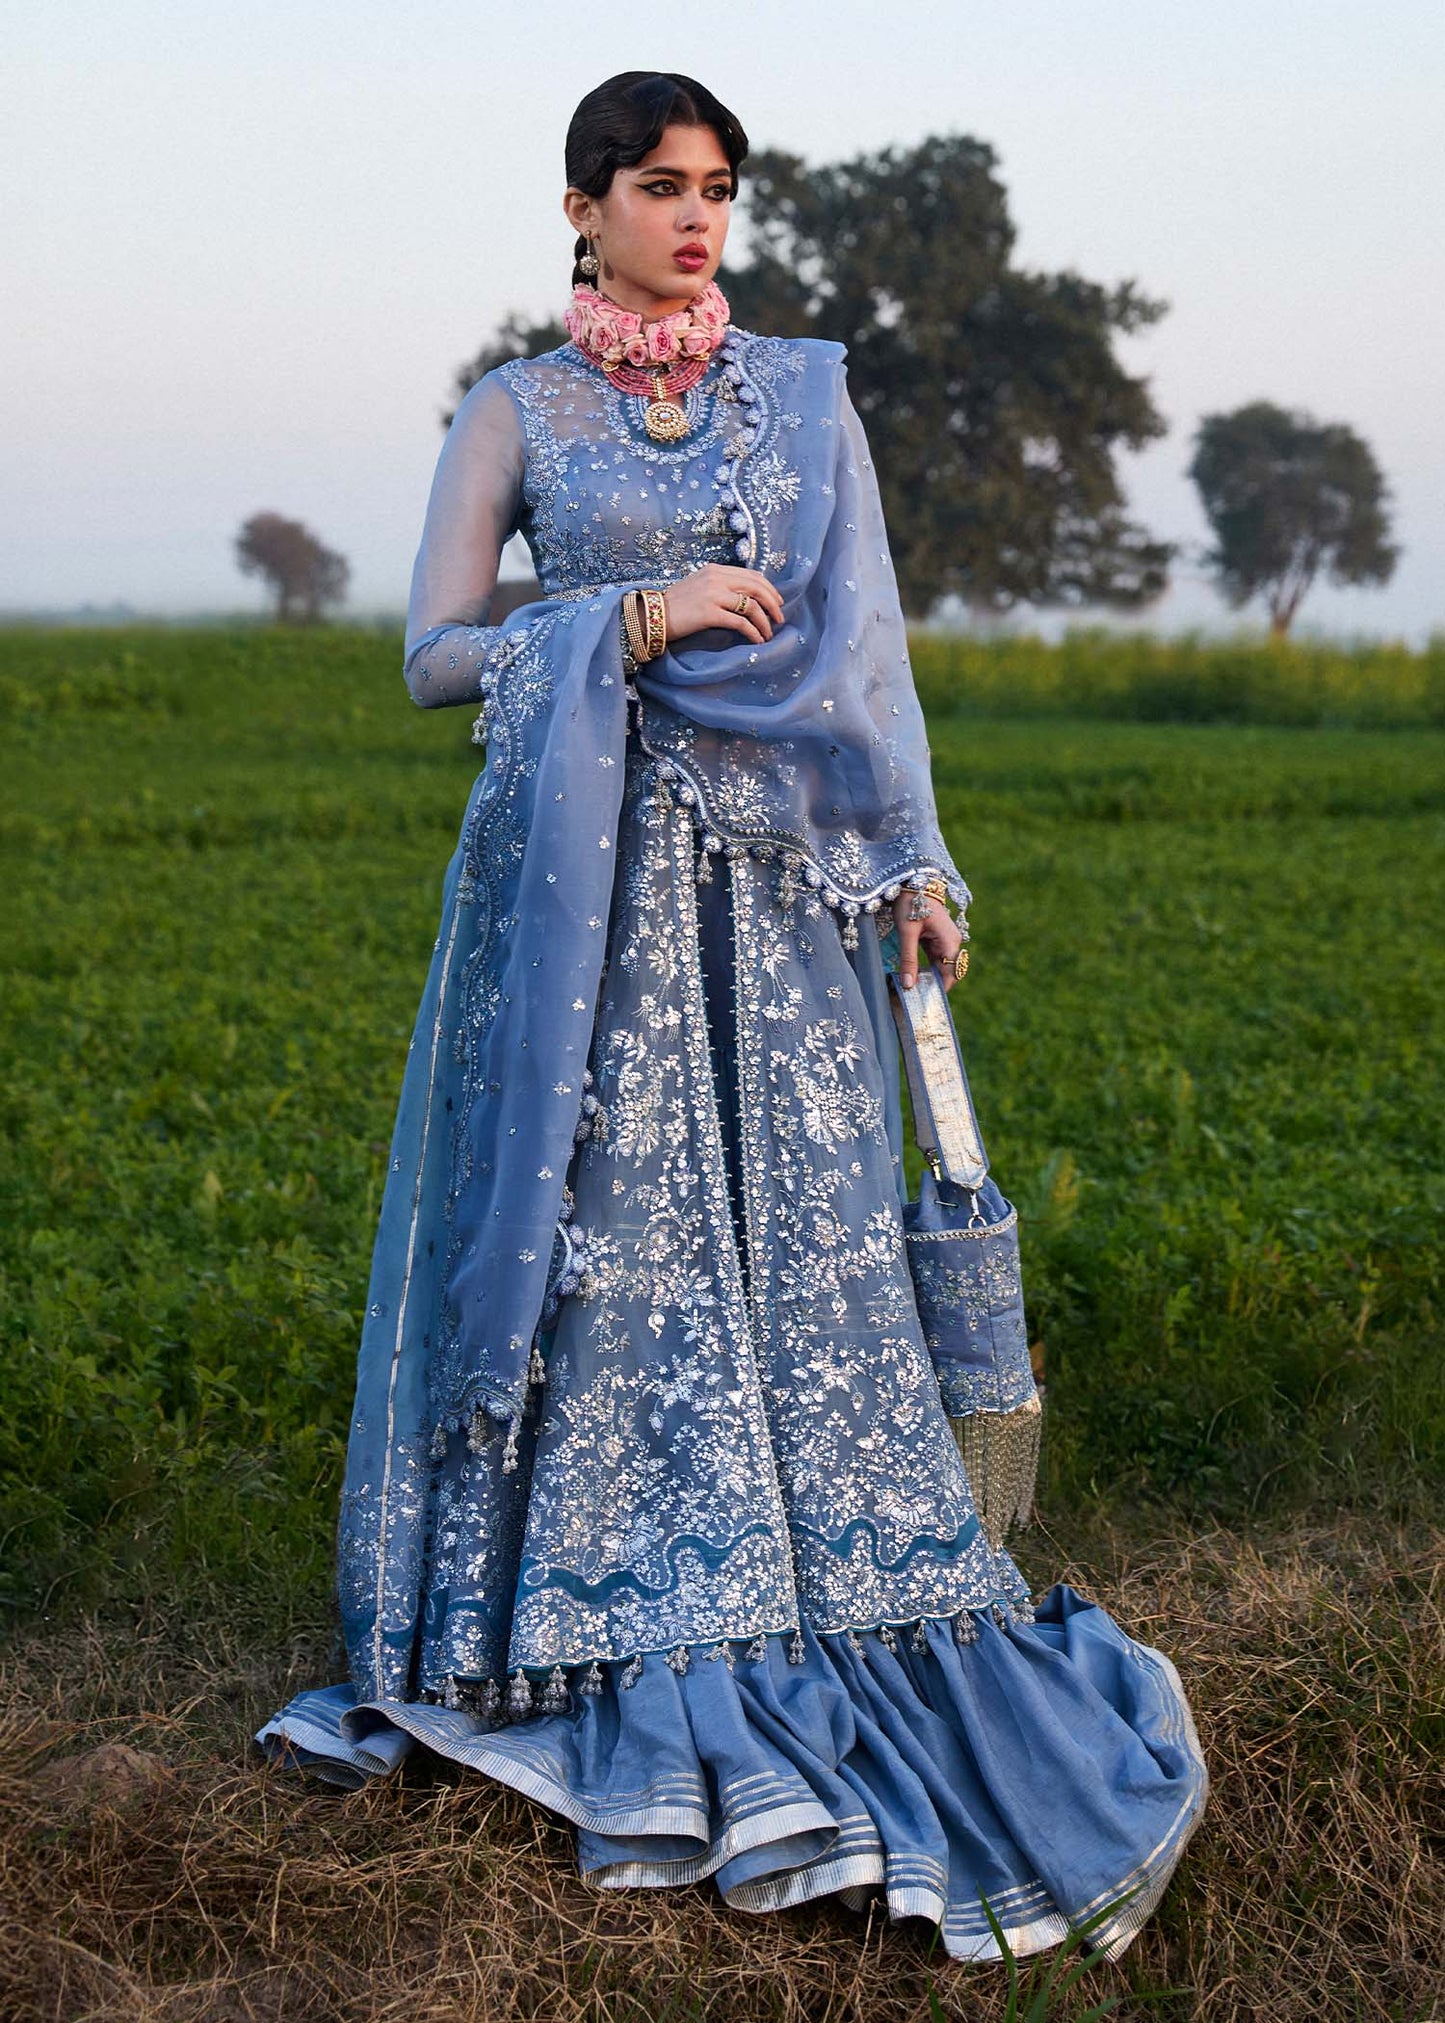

{"left": 630, "top": 164, "right": 732, "bottom": 180}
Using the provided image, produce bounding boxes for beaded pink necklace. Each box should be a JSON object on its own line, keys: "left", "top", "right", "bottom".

{"left": 564, "top": 279, "right": 730, "bottom": 441}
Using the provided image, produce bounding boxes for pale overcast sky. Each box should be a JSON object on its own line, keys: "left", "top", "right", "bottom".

{"left": 4, "top": 0, "right": 1442, "bottom": 639}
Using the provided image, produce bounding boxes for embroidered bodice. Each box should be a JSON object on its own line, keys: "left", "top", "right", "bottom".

{"left": 404, "top": 333, "right": 821, "bottom": 705}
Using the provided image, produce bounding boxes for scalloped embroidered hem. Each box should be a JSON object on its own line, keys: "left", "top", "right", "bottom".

{"left": 634, "top": 749, "right": 973, "bottom": 924}
{"left": 256, "top": 1583, "right": 1207, "bottom": 1965}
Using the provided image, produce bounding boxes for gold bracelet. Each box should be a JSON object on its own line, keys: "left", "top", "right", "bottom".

{"left": 922, "top": 877, "right": 951, "bottom": 906}
{"left": 641, "top": 586, "right": 668, "bottom": 662}
{"left": 622, "top": 590, "right": 649, "bottom": 667}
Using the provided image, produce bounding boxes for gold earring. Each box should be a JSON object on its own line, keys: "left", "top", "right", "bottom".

{"left": 579, "top": 235, "right": 599, "bottom": 278}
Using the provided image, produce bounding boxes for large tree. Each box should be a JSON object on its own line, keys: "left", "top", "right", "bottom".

{"left": 450, "top": 134, "right": 1175, "bottom": 618}
{"left": 235, "top": 512, "right": 350, "bottom": 624}
{"left": 1187, "top": 401, "right": 1398, "bottom": 637}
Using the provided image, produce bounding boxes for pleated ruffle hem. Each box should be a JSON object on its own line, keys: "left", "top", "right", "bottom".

{"left": 258, "top": 1583, "right": 1206, "bottom": 1963}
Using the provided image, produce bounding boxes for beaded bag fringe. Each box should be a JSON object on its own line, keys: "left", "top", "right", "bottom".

{"left": 949, "top": 1393, "right": 1044, "bottom": 1551}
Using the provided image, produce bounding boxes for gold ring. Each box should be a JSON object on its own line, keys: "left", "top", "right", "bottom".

{"left": 732, "top": 593, "right": 752, "bottom": 616}
{"left": 952, "top": 947, "right": 970, "bottom": 983}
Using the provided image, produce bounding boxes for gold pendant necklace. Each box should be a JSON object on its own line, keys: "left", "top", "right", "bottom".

{"left": 642, "top": 370, "right": 691, "bottom": 443}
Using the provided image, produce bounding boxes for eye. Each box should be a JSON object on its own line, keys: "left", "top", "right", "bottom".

{"left": 642, "top": 180, "right": 677, "bottom": 195}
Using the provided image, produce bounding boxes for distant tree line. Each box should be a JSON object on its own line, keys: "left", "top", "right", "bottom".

{"left": 451, "top": 132, "right": 1398, "bottom": 637}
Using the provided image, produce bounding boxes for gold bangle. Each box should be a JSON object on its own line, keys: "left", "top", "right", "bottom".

{"left": 623, "top": 590, "right": 649, "bottom": 667}
{"left": 641, "top": 586, "right": 668, "bottom": 662}
{"left": 923, "top": 877, "right": 951, "bottom": 906}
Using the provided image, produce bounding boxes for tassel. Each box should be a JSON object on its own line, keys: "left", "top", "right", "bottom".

{"left": 911, "top": 1621, "right": 929, "bottom": 1652}
{"left": 745, "top": 1635, "right": 768, "bottom": 1664}
{"left": 948, "top": 1392, "right": 1043, "bottom": 1549}
{"left": 579, "top": 1661, "right": 605, "bottom": 1696}
{"left": 527, "top": 1337, "right": 546, "bottom": 1388}
{"left": 478, "top": 1679, "right": 502, "bottom": 1721}
{"left": 696, "top": 844, "right": 713, "bottom": 884}
{"left": 501, "top": 1415, "right": 522, "bottom": 1474}
{"left": 539, "top": 1666, "right": 570, "bottom": 1714}
{"left": 665, "top": 1645, "right": 691, "bottom": 1676}
{"left": 878, "top": 1623, "right": 898, "bottom": 1653}
{"left": 620, "top": 1653, "right": 644, "bottom": 1690}
{"left": 787, "top": 1629, "right": 806, "bottom": 1666}
{"left": 955, "top": 1613, "right": 981, "bottom": 1646}
{"left": 505, "top": 1670, "right": 534, "bottom": 1719}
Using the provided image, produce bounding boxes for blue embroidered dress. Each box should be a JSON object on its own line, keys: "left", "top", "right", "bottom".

{"left": 258, "top": 327, "right": 1207, "bottom": 1962}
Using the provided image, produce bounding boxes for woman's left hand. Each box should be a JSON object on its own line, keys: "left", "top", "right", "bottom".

{"left": 892, "top": 892, "right": 966, "bottom": 991}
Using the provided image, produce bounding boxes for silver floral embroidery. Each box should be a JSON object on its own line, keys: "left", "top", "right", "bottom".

{"left": 493, "top": 750, "right": 1020, "bottom": 1669}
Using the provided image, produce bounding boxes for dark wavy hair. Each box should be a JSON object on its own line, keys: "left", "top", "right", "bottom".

{"left": 565, "top": 73, "right": 749, "bottom": 286}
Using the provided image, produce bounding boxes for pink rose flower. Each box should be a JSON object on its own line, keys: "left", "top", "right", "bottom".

{"left": 566, "top": 277, "right": 731, "bottom": 370}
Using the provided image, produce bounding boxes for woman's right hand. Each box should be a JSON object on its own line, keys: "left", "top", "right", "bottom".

{"left": 660, "top": 564, "right": 785, "bottom": 649}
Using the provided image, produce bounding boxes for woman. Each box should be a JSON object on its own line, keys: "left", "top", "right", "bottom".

{"left": 259, "top": 71, "right": 1206, "bottom": 1963}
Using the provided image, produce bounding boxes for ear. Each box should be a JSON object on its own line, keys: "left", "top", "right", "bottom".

{"left": 562, "top": 188, "right": 598, "bottom": 237}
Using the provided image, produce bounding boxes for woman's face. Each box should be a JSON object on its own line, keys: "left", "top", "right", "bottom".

{"left": 564, "top": 122, "right": 733, "bottom": 319}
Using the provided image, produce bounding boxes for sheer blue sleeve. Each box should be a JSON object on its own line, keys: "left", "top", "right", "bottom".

{"left": 402, "top": 371, "right": 527, "bottom": 708}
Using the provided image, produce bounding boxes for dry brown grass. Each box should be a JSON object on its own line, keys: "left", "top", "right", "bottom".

{"left": 2, "top": 1516, "right": 1441, "bottom": 2023}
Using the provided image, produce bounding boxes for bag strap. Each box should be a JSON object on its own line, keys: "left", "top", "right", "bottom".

{"left": 886, "top": 963, "right": 990, "bottom": 1190}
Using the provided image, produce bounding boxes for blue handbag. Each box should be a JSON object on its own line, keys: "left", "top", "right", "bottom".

{"left": 885, "top": 957, "right": 1041, "bottom": 1546}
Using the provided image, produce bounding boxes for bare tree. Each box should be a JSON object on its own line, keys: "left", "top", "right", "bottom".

{"left": 235, "top": 513, "right": 350, "bottom": 624}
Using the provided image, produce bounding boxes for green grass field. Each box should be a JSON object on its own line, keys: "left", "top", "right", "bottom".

{"left": 1, "top": 625, "right": 1441, "bottom": 2021}
{"left": 3, "top": 625, "right": 1439, "bottom": 1608}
